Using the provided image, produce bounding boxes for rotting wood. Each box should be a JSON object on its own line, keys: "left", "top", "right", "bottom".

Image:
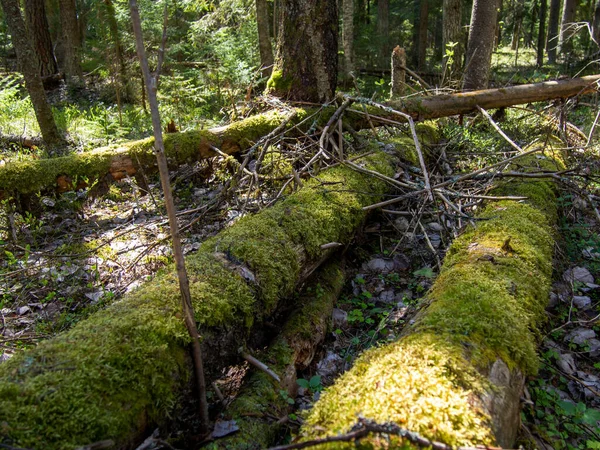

{"left": 299, "top": 136, "right": 566, "bottom": 449}
{"left": 0, "top": 125, "right": 442, "bottom": 449}
{"left": 205, "top": 262, "right": 346, "bottom": 450}
{"left": 0, "top": 75, "right": 597, "bottom": 198}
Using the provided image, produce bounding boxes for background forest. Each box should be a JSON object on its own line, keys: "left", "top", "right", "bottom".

{"left": 1, "top": 0, "right": 600, "bottom": 450}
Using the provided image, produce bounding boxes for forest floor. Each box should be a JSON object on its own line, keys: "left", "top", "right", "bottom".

{"left": 1, "top": 103, "right": 600, "bottom": 449}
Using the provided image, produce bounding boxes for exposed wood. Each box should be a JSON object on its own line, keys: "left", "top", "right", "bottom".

{"left": 0, "top": 75, "right": 598, "bottom": 198}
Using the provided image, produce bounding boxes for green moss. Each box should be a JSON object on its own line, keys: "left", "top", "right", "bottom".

{"left": 266, "top": 69, "right": 293, "bottom": 94}
{"left": 301, "top": 140, "right": 563, "bottom": 447}
{"left": 302, "top": 334, "right": 494, "bottom": 449}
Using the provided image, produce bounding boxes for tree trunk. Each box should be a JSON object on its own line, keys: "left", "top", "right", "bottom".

{"left": 463, "top": 0, "right": 500, "bottom": 90}
{"left": 442, "top": 0, "right": 463, "bottom": 82}
{"left": 342, "top": 0, "right": 354, "bottom": 78}
{"left": 59, "top": 0, "right": 83, "bottom": 84}
{"left": 0, "top": 0, "right": 64, "bottom": 148}
{"left": 256, "top": 0, "right": 274, "bottom": 78}
{"left": 301, "top": 139, "right": 565, "bottom": 449}
{"left": 390, "top": 45, "right": 406, "bottom": 97}
{"left": 511, "top": 0, "right": 525, "bottom": 50}
{"left": 537, "top": 0, "right": 548, "bottom": 65}
{"left": 417, "top": 0, "right": 428, "bottom": 70}
{"left": 377, "top": 0, "right": 389, "bottom": 69}
{"left": 547, "top": 0, "right": 561, "bottom": 62}
{"left": 559, "top": 0, "right": 578, "bottom": 55}
{"left": 267, "top": 0, "right": 338, "bottom": 102}
{"left": 103, "top": 0, "right": 129, "bottom": 99}
{"left": 593, "top": 0, "right": 600, "bottom": 47}
{"left": 526, "top": 0, "right": 539, "bottom": 47}
{"left": 496, "top": 0, "right": 504, "bottom": 46}
{"left": 24, "top": 0, "right": 59, "bottom": 79}
{"left": 2, "top": 74, "right": 598, "bottom": 198}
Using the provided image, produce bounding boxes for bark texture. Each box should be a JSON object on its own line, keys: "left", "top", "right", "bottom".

{"left": 547, "top": 0, "right": 561, "bottom": 62}
{"left": 256, "top": 0, "right": 274, "bottom": 78}
{"left": 390, "top": 45, "right": 406, "bottom": 97}
{"left": 377, "top": 0, "right": 389, "bottom": 68}
{"left": 342, "top": 0, "right": 354, "bottom": 78}
{"left": 267, "top": 0, "right": 337, "bottom": 102}
{"left": 24, "top": 0, "right": 59, "bottom": 78}
{"left": 0, "top": 0, "right": 63, "bottom": 147}
{"left": 301, "top": 138, "right": 565, "bottom": 449}
{"left": 537, "top": 0, "right": 548, "bottom": 66}
{"left": 59, "top": 0, "right": 83, "bottom": 83}
{"left": 558, "top": 0, "right": 578, "bottom": 54}
{"left": 463, "top": 0, "right": 500, "bottom": 90}
{"left": 442, "top": 0, "right": 463, "bottom": 82}
{"left": 1, "top": 75, "right": 599, "bottom": 198}
{"left": 592, "top": 0, "right": 600, "bottom": 47}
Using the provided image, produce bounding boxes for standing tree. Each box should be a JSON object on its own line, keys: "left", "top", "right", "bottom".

{"left": 442, "top": 0, "right": 463, "bottom": 82}
{"left": 24, "top": 0, "right": 59, "bottom": 79}
{"left": 377, "top": 0, "right": 389, "bottom": 69}
{"left": 559, "top": 0, "right": 578, "bottom": 55}
{"left": 59, "top": 0, "right": 83, "bottom": 84}
{"left": 256, "top": 0, "right": 274, "bottom": 78}
{"left": 267, "top": 0, "right": 338, "bottom": 102}
{"left": 593, "top": 0, "right": 600, "bottom": 47}
{"left": 415, "top": 0, "right": 428, "bottom": 70}
{"left": 342, "top": 0, "right": 354, "bottom": 79}
{"left": 537, "top": 0, "right": 548, "bottom": 65}
{"left": 103, "top": 0, "right": 129, "bottom": 98}
{"left": 547, "top": 0, "right": 561, "bottom": 62}
{"left": 0, "top": 0, "right": 63, "bottom": 147}
{"left": 463, "top": 0, "right": 499, "bottom": 90}
{"left": 511, "top": 0, "right": 525, "bottom": 50}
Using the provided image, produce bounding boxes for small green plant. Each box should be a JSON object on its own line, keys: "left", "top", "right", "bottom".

{"left": 297, "top": 375, "right": 322, "bottom": 393}
{"left": 279, "top": 389, "right": 295, "bottom": 405}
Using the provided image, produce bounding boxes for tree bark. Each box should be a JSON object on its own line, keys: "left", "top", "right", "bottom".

{"left": 267, "top": 0, "right": 338, "bottom": 102}
{"left": 342, "top": 0, "right": 354, "bottom": 78}
{"left": 463, "top": 0, "right": 500, "bottom": 90}
{"left": 593, "top": 0, "right": 600, "bottom": 47}
{"left": 417, "top": 0, "right": 428, "bottom": 70}
{"left": 390, "top": 45, "right": 406, "bottom": 97}
{"left": 103, "top": 0, "right": 129, "bottom": 98}
{"left": 547, "top": 0, "right": 561, "bottom": 62}
{"left": 559, "top": 0, "right": 578, "bottom": 55}
{"left": 0, "top": 0, "right": 64, "bottom": 148}
{"left": 1, "top": 74, "right": 599, "bottom": 198}
{"left": 59, "top": 0, "right": 83, "bottom": 84}
{"left": 537, "top": 0, "right": 548, "bottom": 65}
{"left": 256, "top": 0, "right": 274, "bottom": 78}
{"left": 442, "top": 0, "right": 463, "bottom": 82}
{"left": 377, "top": 0, "right": 389, "bottom": 69}
{"left": 24, "top": 0, "right": 59, "bottom": 79}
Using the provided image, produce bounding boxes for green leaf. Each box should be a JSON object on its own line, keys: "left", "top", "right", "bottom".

{"left": 413, "top": 267, "right": 434, "bottom": 278}
{"left": 583, "top": 408, "right": 600, "bottom": 425}
{"left": 586, "top": 440, "right": 600, "bottom": 449}
{"left": 559, "top": 400, "right": 577, "bottom": 415}
{"left": 296, "top": 379, "right": 310, "bottom": 389}
{"left": 309, "top": 375, "right": 321, "bottom": 389}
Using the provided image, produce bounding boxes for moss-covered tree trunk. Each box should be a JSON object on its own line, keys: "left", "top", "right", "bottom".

{"left": 300, "top": 138, "right": 565, "bottom": 448}
{"left": 0, "top": 148, "right": 398, "bottom": 450}
{"left": 267, "top": 0, "right": 338, "bottom": 102}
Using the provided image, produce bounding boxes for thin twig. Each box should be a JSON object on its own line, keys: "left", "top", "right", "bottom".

{"left": 476, "top": 106, "right": 524, "bottom": 153}
{"left": 240, "top": 349, "right": 281, "bottom": 383}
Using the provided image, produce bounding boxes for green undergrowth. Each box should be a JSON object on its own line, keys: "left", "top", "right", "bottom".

{"left": 300, "top": 139, "right": 565, "bottom": 448}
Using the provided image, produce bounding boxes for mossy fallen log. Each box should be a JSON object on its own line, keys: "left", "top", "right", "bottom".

{"left": 299, "top": 137, "right": 566, "bottom": 448}
{"left": 205, "top": 261, "right": 346, "bottom": 450}
{"left": 0, "top": 134, "right": 426, "bottom": 449}
{"left": 0, "top": 75, "right": 596, "bottom": 198}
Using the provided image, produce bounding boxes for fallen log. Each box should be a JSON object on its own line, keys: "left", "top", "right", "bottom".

{"left": 206, "top": 261, "right": 345, "bottom": 450}
{"left": 299, "top": 136, "right": 565, "bottom": 448}
{"left": 0, "top": 124, "right": 443, "bottom": 449}
{"left": 0, "top": 75, "right": 597, "bottom": 198}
